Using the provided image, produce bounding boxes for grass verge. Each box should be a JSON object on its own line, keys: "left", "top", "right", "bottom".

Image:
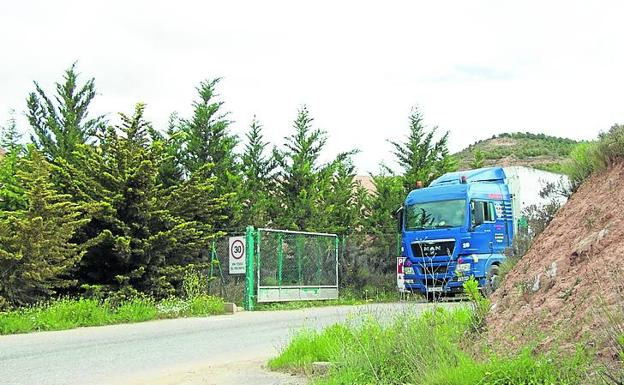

{"left": 0, "top": 294, "right": 224, "bottom": 335}
{"left": 269, "top": 280, "right": 591, "bottom": 385}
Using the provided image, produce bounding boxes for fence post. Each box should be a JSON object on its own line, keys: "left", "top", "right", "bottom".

{"left": 244, "top": 226, "right": 255, "bottom": 311}
{"left": 335, "top": 235, "right": 340, "bottom": 290}
{"left": 208, "top": 241, "right": 216, "bottom": 294}
{"left": 277, "top": 232, "right": 283, "bottom": 286}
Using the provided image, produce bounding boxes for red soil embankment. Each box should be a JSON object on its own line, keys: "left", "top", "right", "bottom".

{"left": 486, "top": 163, "right": 624, "bottom": 363}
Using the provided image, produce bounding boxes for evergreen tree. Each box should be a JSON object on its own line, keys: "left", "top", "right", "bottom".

{"left": 0, "top": 148, "right": 91, "bottom": 306}
{"left": 366, "top": 170, "right": 405, "bottom": 237}
{"left": 339, "top": 168, "right": 404, "bottom": 290}
{"left": 273, "top": 106, "right": 328, "bottom": 231}
{"left": 389, "top": 107, "right": 457, "bottom": 190}
{"left": 60, "top": 104, "right": 227, "bottom": 295}
{"left": 470, "top": 148, "right": 485, "bottom": 169}
{"left": 323, "top": 158, "right": 364, "bottom": 235}
{"left": 0, "top": 112, "right": 25, "bottom": 211}
{"left": 152, "top": 113, "right": 185, "bottom": 188}
{"left": 27, "top": 64, "right": 105, "bottom": 161}
{"left": 240, "top": 117, "right": 275, "bottom": 227}
{"left": 1, "top": 110, "right": 21, "bottom": 153}
{"left": 181, "top": 79, "right": 240, "bottom": 229}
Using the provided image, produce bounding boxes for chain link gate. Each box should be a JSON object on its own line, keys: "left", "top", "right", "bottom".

{"left": 243, "top": 227, "right": 339, "bottom": 309}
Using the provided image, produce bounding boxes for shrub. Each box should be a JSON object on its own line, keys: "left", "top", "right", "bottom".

{"left": 563, "top": 141, "right": 598, "bottom": 189}
{"left": 463, "top": 277, "right": 490, "bottom": 330}
{"left": 595, "top": 124, "right": 624, "bottom": 169}
{"left": 564, "top": 124, "right": 624, "bottom": 189}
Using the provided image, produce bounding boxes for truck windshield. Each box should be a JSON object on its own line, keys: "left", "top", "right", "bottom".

{"left": 405, "top": 199, "right": 466, "bottom": 230}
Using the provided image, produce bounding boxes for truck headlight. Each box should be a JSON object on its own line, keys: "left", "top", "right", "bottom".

{"left": 404, "top": 267, "right": 414, "bottom": 275}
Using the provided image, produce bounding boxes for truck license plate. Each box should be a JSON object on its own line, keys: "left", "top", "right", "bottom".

{"left": 427, "top": 287, "right": 442, "bottom": 292}
{"left": 456, "top": 263, "right": 471, "bottom": 272}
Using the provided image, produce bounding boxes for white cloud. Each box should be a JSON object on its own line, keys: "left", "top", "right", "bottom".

{"left": 1, "top": 0, "right": 623, "bottom": 173}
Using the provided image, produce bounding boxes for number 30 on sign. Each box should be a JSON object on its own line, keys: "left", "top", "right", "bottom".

{"left": 228, "top": 236, "right": 246, "bottom": 274}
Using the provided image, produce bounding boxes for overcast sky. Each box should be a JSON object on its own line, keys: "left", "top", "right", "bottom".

{"left": 1, "top": 1, "right": 623, "bottom": 173}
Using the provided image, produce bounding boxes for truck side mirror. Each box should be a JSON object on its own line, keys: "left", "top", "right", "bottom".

{"left": 395, "top": 206, "right": 404, "bottom": 233}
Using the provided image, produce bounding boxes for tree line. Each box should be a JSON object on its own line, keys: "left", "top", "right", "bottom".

{"left": 0, "top": 65, "right": 456, "bottom": 307}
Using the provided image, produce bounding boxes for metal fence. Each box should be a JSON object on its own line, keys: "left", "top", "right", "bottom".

{"left": 205, "top": 228, "right": 400, "bottom": 310}
{"left": 205, "top": 235, "right": 247, "bottom": 305}
{"left": 256, "top": 228, "right": 339, "bottom": 303}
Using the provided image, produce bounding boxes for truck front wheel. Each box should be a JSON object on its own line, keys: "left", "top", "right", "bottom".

{"left": 484, "top": 264, "right": 500, "bottom": 297}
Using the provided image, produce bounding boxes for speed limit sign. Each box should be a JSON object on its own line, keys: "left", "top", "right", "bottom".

{"left": 228, "top": 236, "right": 246, "bottom": 274}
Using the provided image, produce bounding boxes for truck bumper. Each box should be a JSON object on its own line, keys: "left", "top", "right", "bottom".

{"left": 403, "top": 267, "right": 487, "bottom": 295}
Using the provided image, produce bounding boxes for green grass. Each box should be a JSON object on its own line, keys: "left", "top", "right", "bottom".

{"left": 0, "top": 294, "right": 224, "bottom": 335}
{"left": 269, "top": 294, "right": 591, "bottom": 384}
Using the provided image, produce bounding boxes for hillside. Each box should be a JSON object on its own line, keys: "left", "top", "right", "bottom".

{"left": 455, "top": 132, "right": 579, "bottom": 173}
{"left": 486, "top": 162, "right": 624, "bottom": 368}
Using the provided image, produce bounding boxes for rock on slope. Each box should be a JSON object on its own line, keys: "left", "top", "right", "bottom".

{"left": 486, "top": 162, "right": 624, "bottom": 363}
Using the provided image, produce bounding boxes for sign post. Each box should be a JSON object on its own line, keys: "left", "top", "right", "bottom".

{"left": 244, "top": 226, "right": 255, "bottom": 311}
{"left": 229, "top": 236, "right": 246, "bottom": 275}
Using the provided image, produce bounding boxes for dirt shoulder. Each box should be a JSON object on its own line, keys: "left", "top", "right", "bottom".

{"left": 127, "top": 359, "right": 307, "bottom": 385}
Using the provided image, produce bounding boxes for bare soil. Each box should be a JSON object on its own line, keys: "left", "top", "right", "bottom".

{"left": 486, "top": 162, "right": 624, "bottom": 364}
{"left": 128, "top": 360, "right": 306, "bottom": 385}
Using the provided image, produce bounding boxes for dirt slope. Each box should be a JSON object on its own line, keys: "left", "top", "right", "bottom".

{"left": 486, "top": 162, "right": 624, "bottom": 363}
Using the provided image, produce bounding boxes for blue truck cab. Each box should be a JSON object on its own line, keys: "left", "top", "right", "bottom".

{"left": 399, "top": 167, "right": 516, "bottom": 297}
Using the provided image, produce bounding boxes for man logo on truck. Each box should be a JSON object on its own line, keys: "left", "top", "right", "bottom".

{"left": 423, "top": 245, "right": 441, "bottom": 256}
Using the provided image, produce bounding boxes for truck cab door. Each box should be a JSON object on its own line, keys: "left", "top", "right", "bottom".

{"left": 470, "top": 200, "right": 497, "bottom": 254}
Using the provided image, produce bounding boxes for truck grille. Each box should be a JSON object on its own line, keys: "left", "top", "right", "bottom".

{"left": 411, "top": 240, "right": 455, "bottom": 258}
{"left": 419, "top": 264, "right": 448, "bottom": 274}
{"left": 424, "top": 278, "right": 447, "bottom": 287}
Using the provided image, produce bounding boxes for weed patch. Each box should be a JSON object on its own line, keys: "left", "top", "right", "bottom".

{"left": 270, "top": 305, "right": 591, "bottom": 385}
{"left": 0, "top": 294, "right": 224, "bottom": 335}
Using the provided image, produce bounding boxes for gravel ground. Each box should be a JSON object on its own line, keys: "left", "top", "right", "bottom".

{"left": 0, "top": 302, "right": 454, "bottom": 385}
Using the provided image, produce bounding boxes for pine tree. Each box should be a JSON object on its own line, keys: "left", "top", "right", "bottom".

{"left": 0, "top": 148, "right": 90, "bottom": 306}
{"left": 27, "top": 64, "right": 105, "bottom": 161}
{"left": 389, "top": 107, "right": 457, "bottom": 190}
{"left": 240, "top": 117, "right": 275, "bottom": 227}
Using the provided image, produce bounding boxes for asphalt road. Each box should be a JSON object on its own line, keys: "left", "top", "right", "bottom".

{"left": 0, "top": 302, "right": 451, "bottom": 385}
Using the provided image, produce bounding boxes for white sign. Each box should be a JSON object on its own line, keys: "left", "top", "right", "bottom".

{"left": 397, "top": 257, "right": 406, "bottom": 292}
{"left": 229, "top": 236, "right": 246, "bottom": 274}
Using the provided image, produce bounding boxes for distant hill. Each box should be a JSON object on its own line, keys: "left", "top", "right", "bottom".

{"left": 454, "top": 132, "right": 579, "bottom": 173}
